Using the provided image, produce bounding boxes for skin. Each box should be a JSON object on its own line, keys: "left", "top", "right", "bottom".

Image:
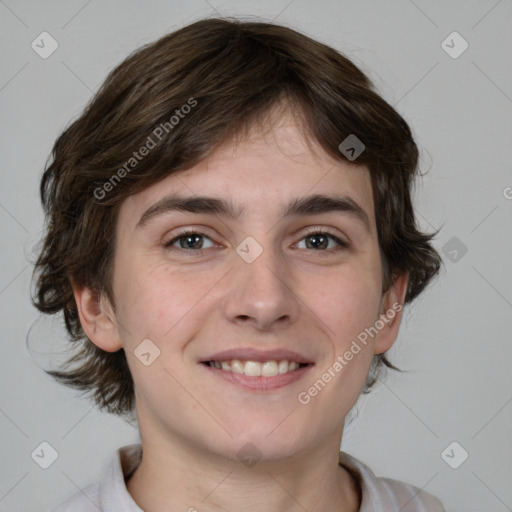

{"left": 74, "top": 105, "right": 408, "bottom": 512}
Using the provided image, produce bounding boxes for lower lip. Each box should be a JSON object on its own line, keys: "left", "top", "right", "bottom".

{"left": 201, "top": 363, "right": 314, "bottom": 391}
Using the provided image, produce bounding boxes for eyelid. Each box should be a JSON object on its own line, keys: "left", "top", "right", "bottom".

{"left": 300, "top": 226, "right": 348, "bottom": 243}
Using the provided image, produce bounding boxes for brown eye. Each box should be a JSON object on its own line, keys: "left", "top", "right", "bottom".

{"left": 163, "top": 231, "right": 215, "bottom": 252}
{"left": 297, "top": 229, "right": 348, "bottom": 251}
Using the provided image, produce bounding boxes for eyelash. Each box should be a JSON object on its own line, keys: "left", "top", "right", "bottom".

{"left": 162, "top": 227, "right": 349, "bottom": 255}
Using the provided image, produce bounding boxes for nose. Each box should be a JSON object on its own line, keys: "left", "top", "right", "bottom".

{"left": 222, "top": 241, "right": 301, "bottom": 331}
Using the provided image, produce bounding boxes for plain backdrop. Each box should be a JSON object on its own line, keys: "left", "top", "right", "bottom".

{"left": 1, "top": 1, "right": 511, "bottom": 511}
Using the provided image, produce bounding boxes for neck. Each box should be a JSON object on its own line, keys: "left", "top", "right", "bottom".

{"left": 126, "top": 430, "right": 360, "bottom": 512}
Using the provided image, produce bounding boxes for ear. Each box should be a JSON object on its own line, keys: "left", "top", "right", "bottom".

{"left": 373, "top": 272, "right": 408, "bottom": 355}
{"left": 71, "top": 279, "right": 123, "bottom": 352}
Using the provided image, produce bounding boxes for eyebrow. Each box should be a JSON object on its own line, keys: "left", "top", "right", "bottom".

{"left": 136, "top": 193, "right": 371, "bottom": 232}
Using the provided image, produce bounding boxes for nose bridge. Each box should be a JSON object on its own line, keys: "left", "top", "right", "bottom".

{"left": 223, "top": 235, "right": 300, "bottom": 329}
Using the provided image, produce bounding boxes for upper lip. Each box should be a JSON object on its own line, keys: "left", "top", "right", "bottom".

{"left": 201, "top": 348, "right": 314, "bottom": 364}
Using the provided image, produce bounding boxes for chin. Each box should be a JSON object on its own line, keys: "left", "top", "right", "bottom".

{"left": 217, "top": 423, "right": 313, "bottom": 463}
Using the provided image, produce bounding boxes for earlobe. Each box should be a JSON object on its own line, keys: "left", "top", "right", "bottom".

{"left": 71, "top": 280, "right": 123, "bottom": 353}
{"left": 373, "top": 272, "right": 408, "bottom": 355}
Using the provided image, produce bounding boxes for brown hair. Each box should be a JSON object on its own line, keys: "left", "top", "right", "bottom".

{"left": 31, "top": 17, "right": 442, "bottom": 421}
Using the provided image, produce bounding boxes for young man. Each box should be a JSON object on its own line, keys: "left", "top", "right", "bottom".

{"left": 33, "top": 17, "right": 444, "bottom": 511}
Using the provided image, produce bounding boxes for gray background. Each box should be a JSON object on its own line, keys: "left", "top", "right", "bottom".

{"left": 1, "top": 0, "right": 511, "bottom": 510}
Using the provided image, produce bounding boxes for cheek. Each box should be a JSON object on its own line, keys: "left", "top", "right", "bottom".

{"left": 113, "top": 258, "right": 215, "bottom": 343}
{"left": 310, "top": 273, "right": 379, "bottom": 412}
{"left": 312, "top": 264, "right": 382, "bottom": 346}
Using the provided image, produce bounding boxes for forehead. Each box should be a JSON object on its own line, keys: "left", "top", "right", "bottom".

{"left": 118, "top": 109, "right": 375, "bottom": 229}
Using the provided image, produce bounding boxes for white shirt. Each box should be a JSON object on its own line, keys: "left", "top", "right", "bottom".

{"left": 50, "top": 444, "right": 445, "bottom": 511}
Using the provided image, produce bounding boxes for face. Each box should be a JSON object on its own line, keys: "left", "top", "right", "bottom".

{"left": 93, "top": 109, "right": 405, "bottom": 461}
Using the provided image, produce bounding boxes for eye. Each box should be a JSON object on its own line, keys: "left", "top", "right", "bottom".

{"left": 163, "top": 230, "right": 216, "bottom": 252}
{"left": 296, "top": 228, "right": 348, "bottom": 252}
{"left": 162, "top": 227, "right": 349, "bottom": 255}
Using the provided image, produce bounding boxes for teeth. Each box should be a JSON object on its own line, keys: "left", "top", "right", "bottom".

{"left": 244, "top": 361, "right": 261, "bottom": 376}
{"left": 230, "top": 360, "right": 244, "bottom": 374}
{"left": 208, "top": 359, "right": 305, "bottom": 376}
{"left": 262, "top": 361, "right": 278, "bottom": 377}
{"left": 278, "top": 360, "right": 289, "bottom": 374}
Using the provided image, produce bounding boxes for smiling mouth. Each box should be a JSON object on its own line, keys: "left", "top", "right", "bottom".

{"left": 202, "top": 359, "right": 311, "bottom": 377}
